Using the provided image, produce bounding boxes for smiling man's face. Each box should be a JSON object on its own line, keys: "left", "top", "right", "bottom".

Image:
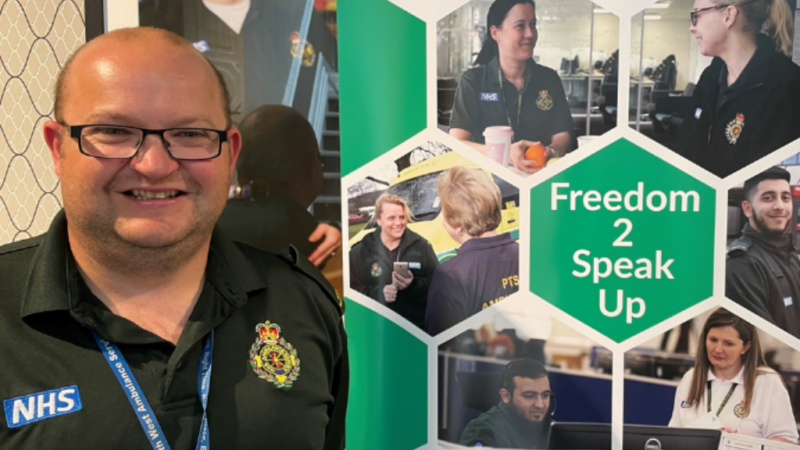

{"left": 502, "top": 375, "right": 552, "bottom": 423}
{"left": 743, "top": 179, "right": 793, "bottom": 236}
{"left": 46, "top": 32, "right": 240, "bottom": 253}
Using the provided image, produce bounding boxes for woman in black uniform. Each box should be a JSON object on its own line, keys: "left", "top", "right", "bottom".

{"left": 448, "top": 0, "right": 574, "bottom": 174}
{"left": 676, "top": 0, "right": 800, "bottom": 178}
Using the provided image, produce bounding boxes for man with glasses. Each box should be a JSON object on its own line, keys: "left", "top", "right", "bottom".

{"left": 0, "top": 27, "right": 347, "bottom": 450}
{"left": 459, "top": 359, "right": 554, "bottom": 449}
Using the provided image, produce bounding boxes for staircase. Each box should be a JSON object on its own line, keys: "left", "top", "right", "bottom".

{"left": 313, "top": 91, "right": 342, "bottom": 226}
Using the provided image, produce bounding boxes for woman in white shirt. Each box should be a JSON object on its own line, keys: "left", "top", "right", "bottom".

{"left": 669, "top": 308, "right": 798, "bottom": 443}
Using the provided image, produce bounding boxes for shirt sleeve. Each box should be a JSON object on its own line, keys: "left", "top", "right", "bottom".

{"left": 668, "top": 371, "right": 691, "bottom": 427}
{"left": 725, "top": 256, "right": 776, "bottom": 323}
{"left": 323, "top": 322, "right": 350, "bottom": 450}
{"left": 458, "top": 418, "right": 497, "bottom": 447}
{"left": 425, "top": 266, "right": 464, "bottom": 335}
{"left": 449, "top": 70, "right": 481, "bottom": 133}
{"left": 760, "top": 374, "right": 799, "bottom": 443}
{"left": 548, "top": 71, "right": 575, "bottom": 136}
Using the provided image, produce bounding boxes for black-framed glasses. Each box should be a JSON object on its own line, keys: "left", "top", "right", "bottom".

{"left": 68, "top": 124, "right": 229, "bottom": 160}
{"left": 690, "top": 4, "right": 728, "bottom": 25}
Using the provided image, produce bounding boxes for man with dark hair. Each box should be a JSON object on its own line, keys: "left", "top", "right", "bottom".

{"left": 727, "top": 166, "right": 800, "bottom": 337}
{"left": 217, "top": 104, "right": 341, "bottom": 266}
{"left": 459, "top": 359, "right": 553, "bottom": 449}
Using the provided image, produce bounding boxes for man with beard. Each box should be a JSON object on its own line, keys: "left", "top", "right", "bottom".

{"left": 459, "top": 359, "right": 553, "bottom": 449}
{"left": 727, "top": 166, "right": 800, "bottom": 337}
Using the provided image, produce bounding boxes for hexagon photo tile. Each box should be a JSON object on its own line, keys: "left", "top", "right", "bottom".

{"left": 725, "top": 159, "right": 800, "bottom": 342}
{"left": 437, "top": 296, "right": 612, "bottom": 449}
{"left": 346, "top": 140, "right": 521, "bottom": 335}
{"left": 622, "top": 306, "right": 800, "bottom": 448}
{"left": 434, "top": 0, "right": 619, "bottom": 178}
{"left": 626, "top": 0, "right": 800, "bottom": 179}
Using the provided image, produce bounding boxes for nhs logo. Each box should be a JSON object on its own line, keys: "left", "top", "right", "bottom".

{"left": 4, "top": 386, "right": 82, "bottom": 428}
{"left": 480, "top": 92, "right": 499, "bottom": 101}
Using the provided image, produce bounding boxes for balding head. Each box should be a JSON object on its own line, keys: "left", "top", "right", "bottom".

{"left": 54, "top": 27, "right": 231, "bottom": 127}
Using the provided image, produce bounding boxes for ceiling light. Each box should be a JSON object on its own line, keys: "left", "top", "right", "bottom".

{"left": 644, "top": 14, "right": 662, "bottom": 20}
{"left": 647, "top": 2, "right": 670, "bottom": 9}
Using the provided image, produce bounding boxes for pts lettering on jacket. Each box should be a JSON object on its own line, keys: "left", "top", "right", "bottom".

{"left": 3, "top": 386, "right": 82, "bottom": 428}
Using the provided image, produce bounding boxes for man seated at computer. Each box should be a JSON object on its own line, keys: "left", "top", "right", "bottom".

{"left": 669, "top": 308, "right": 798, "bottom": 443}
{"left": 459, "top": 359, "right": 552, "bottom": 448}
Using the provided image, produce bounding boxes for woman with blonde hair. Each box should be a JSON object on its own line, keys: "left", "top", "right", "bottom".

{"left": 676, "top": 0, "right": 800, "bottom": 177}
{"left": 424, "top": 167, "right": 519, "bottom": 335}
{"left": 669, "top": 308, "right": 798, "bottom": 442}
{"left": 349, "top": 194, "right": 438, "bottom": 329}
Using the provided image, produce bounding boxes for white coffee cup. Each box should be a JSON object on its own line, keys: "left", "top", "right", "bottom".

{"left": 483, "top": 126, "right": 514, "bottom": 166}
{"left": 577, "top": 135, "right": 598, "bottom": 148}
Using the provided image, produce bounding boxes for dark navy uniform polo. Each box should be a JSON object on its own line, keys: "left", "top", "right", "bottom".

{"left": 449, "top": 57, "right": 574, "bottom": 146}
{"left": 0, "top": 211, "right": 347, "bottom": 449}
{"left": 425, "top": 233, "right": 519, "bottom": 335}
{"left": 675, "top": 34, "right": 800, "bottom": 178}
{"left": 727, "top": 223, "right": 800, "bottom": 338}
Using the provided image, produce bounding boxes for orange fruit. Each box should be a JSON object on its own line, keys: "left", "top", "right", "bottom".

{"left": 525, "top": 143, "right": 547, "bottom": 168}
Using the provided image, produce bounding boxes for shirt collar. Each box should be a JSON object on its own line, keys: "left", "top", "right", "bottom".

{"left": 716, "top": 33, "right": 774, "bottom": 92}
{"left": 457, "top": 232, "right": 515, "bottom": 253}
{"left": 707, "top": 366, "right": 745, "bottom": 384}
{"left": 20, "top": 209, "right": 267, "bottom": 320}
{"left": 487, "top": 56, "right": 536, "bottom": 88}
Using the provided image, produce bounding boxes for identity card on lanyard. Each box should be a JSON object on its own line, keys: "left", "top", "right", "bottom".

{"left": 92, "top": 331, "right": 214, "bottom": 450}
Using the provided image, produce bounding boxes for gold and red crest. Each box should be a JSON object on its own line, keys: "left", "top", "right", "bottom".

{"left": 536, "top": 90, "right": 553, "bottom": 111}
{"left": 725, "top": 113, "right": 745, "bottom": 145}
{"left": 249, "top": 321, "right": 300, "bottom": 388}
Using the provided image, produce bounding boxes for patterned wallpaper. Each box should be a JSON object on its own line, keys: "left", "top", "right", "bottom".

{"left": 0, "top": 0, "right": 85, "bottom": 244}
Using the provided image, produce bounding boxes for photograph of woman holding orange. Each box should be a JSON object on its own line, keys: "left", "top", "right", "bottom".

{"left": 448, "top": 0, "right": 574, "bottom": 174}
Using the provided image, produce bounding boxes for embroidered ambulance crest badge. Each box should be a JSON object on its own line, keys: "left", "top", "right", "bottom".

{"left": 371, "top": 263, "right": 382, "bottom": 277}
{"left": 725, "top": 113, "right": 745, "bottom": 145}
{"left": 536, "top": 90, "right": 553, "bottom": 111}
{"left": 249, "top": 321, "right": 300, "bottom": 388}
{"left": 734, "top": 402, "right": 749, "bottom": 418}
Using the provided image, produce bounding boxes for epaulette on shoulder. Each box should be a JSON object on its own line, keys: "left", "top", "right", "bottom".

{"left": 726, "top": 236, "right": 752, "bottom": 260}
{"left": 0, "top": 235, "right": 43, "bottom": 256}
{"left": 279, "top": 245, "right": 344, "bottom": 314}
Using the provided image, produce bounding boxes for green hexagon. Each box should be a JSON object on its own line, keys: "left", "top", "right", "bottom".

{"left": 529, "top": 139, "right": 715, "bottom": 342}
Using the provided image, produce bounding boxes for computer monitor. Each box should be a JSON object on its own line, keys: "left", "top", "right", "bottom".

{"left": 548, "top": 423, "right": 721, "bottom": 450}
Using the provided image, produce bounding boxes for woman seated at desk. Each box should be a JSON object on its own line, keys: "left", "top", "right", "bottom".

{"left": 448, "top": 0, "right": 573, "bottom": 174}
{"left": 669, "top": 308, "right": 798, "bottom": 443}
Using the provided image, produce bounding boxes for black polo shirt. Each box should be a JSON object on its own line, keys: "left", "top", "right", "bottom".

{"left": 0, "top": 211, "right": 347, "bottom": 449}
{"left": 449, "top": 56, "right": 574, "bottom": 145}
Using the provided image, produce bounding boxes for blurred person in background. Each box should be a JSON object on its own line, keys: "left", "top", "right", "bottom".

{"left": 219, "top": 105, "right": 340, "bottom": 264}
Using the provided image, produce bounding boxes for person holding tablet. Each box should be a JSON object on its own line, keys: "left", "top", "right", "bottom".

{"left": 669, "top": 308, "right": 798, "bottom": 443}
{"left": 349, "top": 194, "right": 438, "bottom": 329}
{"left": 448, "top": 0, "right": 573, "bottom": 174}
{"left": 675, "top": 0, "right": 800, "bottom": 177}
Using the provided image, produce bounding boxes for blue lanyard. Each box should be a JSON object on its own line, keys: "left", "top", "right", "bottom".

{"left": 92, "top": 331, "right": 214, "bottom": 450}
